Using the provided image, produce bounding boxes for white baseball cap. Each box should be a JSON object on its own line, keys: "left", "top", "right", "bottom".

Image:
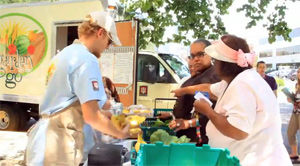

{"left": 89, "top": 11, "right": 122, "bottom": 46}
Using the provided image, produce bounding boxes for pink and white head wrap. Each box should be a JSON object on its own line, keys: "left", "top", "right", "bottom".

{"left": 204, "top": 39, "right": 256, "bottom": 67}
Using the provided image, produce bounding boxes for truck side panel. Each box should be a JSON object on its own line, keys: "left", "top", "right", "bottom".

{"left": 0, "top": 1, "right": 105, "bottom": 130}
{"left": 0, "top": 1, "right": 104, "bottom": 104}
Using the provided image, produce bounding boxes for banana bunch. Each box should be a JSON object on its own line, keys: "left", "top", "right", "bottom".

{"left": 126, "top": 115, "right": 146, "bottom": 128}
{"left": 126, "top": 115, "right": 146, "bottom": 135}
{"left": 111, "top": 114, "right": 127, "bottom": 130}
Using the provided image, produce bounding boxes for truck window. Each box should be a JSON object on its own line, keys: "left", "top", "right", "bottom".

{"left": 158, "top": 54, "right": 189, "bottom": 79}
{"left": 157, "top": 63, "right": 176, "bottom": 83}
{"left": 137, "top": 54, "right": 158, "bottom": 83}
{"left": 137, "top": 54, "right": 175, "bottom": 83}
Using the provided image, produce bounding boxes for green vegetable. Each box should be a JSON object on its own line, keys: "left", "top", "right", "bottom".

{"left": 14, "top": 35, "right": 30, "bottom": 56}
{"left": 153, "top": 119, "right": 167, "bottom": 127}
{"left": 152, "top": 119, "right": 172, "bottom": 127}
{"left": 164, "top": 120, "right": 171, "bottom": 126}
{"left": 150, "top": 129, "right": 190, "bottom": 145}
{"left": 177, "top": 135, "right": 190, "bottom": 144}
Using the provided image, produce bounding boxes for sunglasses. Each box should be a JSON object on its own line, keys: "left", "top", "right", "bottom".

{"left": 188, "top": 52, "right": 206, "bottom": 59}
{"left": 105, "top": 31, "right": 113, "bottom": 46}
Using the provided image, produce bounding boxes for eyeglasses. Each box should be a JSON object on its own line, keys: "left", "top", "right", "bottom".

{"left": 188, "top": 52, "right": 206, "bottom": 59}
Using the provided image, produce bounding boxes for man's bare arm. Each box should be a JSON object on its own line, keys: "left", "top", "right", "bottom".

{"left": 82, "top": 100, "right": 129, "bottom": 139}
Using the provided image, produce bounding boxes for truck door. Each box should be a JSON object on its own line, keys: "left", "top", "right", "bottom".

{"left": 136, "top": 54, "right": 177, "bottom": 109}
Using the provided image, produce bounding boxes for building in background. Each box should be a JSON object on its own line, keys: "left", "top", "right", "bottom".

{"left": 258, "top": 27, "right": 300, "bottom": 70}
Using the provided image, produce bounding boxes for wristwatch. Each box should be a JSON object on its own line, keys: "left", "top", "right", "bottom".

{"left": 188, "top": 119, "right": 193, "bottom": 128}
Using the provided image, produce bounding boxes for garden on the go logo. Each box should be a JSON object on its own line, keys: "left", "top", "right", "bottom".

{"left": 0, "top": 13, "right": 48, "bottom": 88}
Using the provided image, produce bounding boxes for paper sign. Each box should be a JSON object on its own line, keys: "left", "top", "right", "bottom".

{"left": 113, "top": 52, "right": 134, "bottom": 84}
{"left": 99, "top": 53, "right": 114, "bottom": 80}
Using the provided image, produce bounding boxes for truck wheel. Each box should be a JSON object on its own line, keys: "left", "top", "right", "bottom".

{"left": 0, "top": 105, "right": 20, "bottom": 131}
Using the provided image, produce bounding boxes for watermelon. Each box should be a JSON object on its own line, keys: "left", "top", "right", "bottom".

{"left": 14, "top": 35, "right": 30, "bottom": 56}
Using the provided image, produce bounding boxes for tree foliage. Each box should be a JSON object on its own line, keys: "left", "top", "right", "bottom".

{"left": 120, "top": 0, "right": 294, "bottom": 49}
{"left": 1, "top": 0, "right": 295, "bottom": 49}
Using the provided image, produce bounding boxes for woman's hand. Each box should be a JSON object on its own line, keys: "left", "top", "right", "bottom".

{"left": 193, "top": 99, "right": 214, "bottom": 117}
{"left": 156, "top": 112, "right": 172, "bottom": 119}
{"left": 171, "top": 89, "right": 185, "bottom": 97}
{"left": 169, "top": 119, "right": 189, "bottom": 132}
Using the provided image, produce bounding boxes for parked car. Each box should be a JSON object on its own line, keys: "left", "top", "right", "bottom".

{"left": 278, "top": 69, "right": 292, "bottom": 78}
{"left": 288, "top": 69, "right": 298, "bottom": 81}
{"left": 266, "top": 69, "right": 277, "bottom": 74}
{"left": 267, "top": 71, "right": 278, "bottom": 77}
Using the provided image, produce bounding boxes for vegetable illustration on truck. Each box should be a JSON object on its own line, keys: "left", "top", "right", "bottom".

{"left": 0, "top": 13, "right": 48, "bottom": 89}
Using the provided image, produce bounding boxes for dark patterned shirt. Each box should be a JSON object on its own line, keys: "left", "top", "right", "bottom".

{"left": 173, "top": 65, "right": 220, "bottom": 146}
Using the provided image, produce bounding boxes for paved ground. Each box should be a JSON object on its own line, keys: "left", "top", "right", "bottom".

{"left": 0, "top": 79, "right": 300, "bottom": 165}
{"left": 0, "top": 132, "right": 26, "bottom": 166}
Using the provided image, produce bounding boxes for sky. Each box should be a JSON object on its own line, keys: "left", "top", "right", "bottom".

{"left": 159, "top": 0, "right": 300, "bottom": 56}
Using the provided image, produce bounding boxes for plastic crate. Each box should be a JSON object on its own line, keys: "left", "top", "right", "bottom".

{"left": 135, "top": 142, "right": 240, "bottom": 166}
{"left": 153, "top": 108, "right": 173, "bottom": 117}
{"left": 140, "top": 118, "right": 176, "bottom": 141}
{"left": 130, "top": 141, "right": 150, "bottom": 165}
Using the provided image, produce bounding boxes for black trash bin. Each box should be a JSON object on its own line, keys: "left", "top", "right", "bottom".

{"left": 88, "top": 142, "right": 123, "bottom": 166}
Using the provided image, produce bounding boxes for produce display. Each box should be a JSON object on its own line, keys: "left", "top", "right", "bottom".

{"left": 111, "top": 114, "right": 146, "bottom": 128}
{"left": 141, "top": 119, "right": 174, "bottom": 141}
{"left": 150, "top": 129, "right": 190, "bottom": 145}
{"left": 122, "top": 105, "right": 153, "bottom": 117}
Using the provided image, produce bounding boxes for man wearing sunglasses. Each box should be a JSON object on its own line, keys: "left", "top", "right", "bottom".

{"left": 159, "top": 39, "right": 220, "bottom": 146}
{"left": 26, "top": 11, "right": 130, "bottom": 166}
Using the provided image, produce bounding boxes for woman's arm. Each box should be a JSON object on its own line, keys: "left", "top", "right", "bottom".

{"left": 172, "top": 83, "right": 217, "bottom": 100}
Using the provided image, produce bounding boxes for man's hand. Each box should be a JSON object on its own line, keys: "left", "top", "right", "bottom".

{"left": 169, "top": 119, "right": 189, "bottom": 132}
{"left": 120, "top": 121, "right": 131, "bottom": 139}
{"left": 82, "top": 100, "right": 130, "bottom": 139}
{"left": 156, "top": 112, "right": 172, "bottom": 119}
{"left": 171, "top": 89, "right": 185, "bottom": 97}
